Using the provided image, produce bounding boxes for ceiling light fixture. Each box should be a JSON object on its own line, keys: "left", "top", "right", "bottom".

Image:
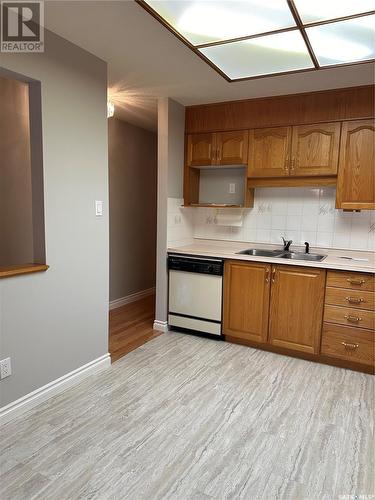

{"left": 137, "top": 0, "right": 375, "bottom": 82}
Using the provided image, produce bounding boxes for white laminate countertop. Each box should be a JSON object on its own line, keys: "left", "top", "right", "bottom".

{"left": 168, "top": 239, "right": 375, "bottom": 274}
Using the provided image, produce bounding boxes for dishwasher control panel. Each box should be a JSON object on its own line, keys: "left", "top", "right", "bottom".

{"left": 168, "top": 255, "right": 223, "bottom": 276}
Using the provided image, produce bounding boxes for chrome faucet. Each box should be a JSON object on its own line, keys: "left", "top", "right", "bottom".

{"left": 282, "top": 237, "right": 293, "bottom": 252}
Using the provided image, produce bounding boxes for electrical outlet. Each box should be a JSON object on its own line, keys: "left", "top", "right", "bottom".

{"left": 229, "top": 183, "right": 236, "bottom": 194}
{"left": 0, "top": 358, "right": 11, "bottom": 380}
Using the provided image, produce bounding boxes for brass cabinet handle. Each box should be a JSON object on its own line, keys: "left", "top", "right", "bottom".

{"left": 265, "top": 267, "right": 270, "bottom": 283}
{"left": 271, "top": 268, "right": 276, "bottom": 283}
{"left": 344, "top": 314, "right": 362, "bottom": 323}
{"left": 345, "top": 296, "right": 364, "bottom": 304}
{"left": 212, "top": 147, "right": 216, "bottom": 162}
{"left": 347, "top": 278, "right": 365, "bottom": 286}
{"left": 217, "top": 148, "right": 221, "bottom": 161}
{"left": 284, "top": 156, "right": 290, "bottom": 173}
{"left": 290, "top": 158, "right": 295, "bottom": 174}
{"left": 341, "top": 341, "right": 359, "bottom": 351}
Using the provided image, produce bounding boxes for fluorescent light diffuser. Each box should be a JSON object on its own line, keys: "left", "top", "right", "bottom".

{"left": 306, "top": 15, "right": 375, "bottom": 65}
{"left": 200, "top": 30, "right": 314, "bottom": 79}
{"left": 144, "top": 0, "right": 296, "bottom": 45}
{"left": 294, "top": 0, "right": 375, "bottom": 24}
{"left": 138, "top": 0, "right": 375, "bottom": 81}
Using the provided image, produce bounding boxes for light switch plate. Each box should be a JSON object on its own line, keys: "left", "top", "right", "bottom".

{"left": 95, "top": 200, "right": 103, "bottom": 216}
{"left": 229, "top": 183, "right": 236, "bottom": 194}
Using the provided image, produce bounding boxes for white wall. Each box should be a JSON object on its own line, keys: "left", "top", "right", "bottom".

{"left": 0, "top": 30, "right": 109, "bottom": 407}
{"left": 192, "top": 187, "right": 375, "bottom": 251}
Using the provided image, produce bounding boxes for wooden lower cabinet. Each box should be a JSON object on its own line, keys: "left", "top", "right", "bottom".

{"left": 321, "top": 323, "right": 374, "bottom": 368}
{"left": 223, "top": 261, "right": 373, "bottom": 373}
{"left": 268, "top": 266, "right": 326, "bottom": 354}
{"left": 223, "top": 261, "right": 270, "bottom": 343}
{"left": 322, "top": 269, "right": 374, "bottom": 372}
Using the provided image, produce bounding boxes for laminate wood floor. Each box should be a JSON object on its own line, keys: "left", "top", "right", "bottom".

{"left": 1, "top": 332, "right": 374, "bottom": 500}
{"left": 109, "top": 294, "right": 159, "bottom": 362}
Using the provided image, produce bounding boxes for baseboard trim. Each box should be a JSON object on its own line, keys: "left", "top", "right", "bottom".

{"left": 109, "top": 287, "right": 155, "bottom": 310}
{"left": 153, "top": 320, "right": 169, "bottom": 332}
{"left": 0, "top": 353, "right": 111, "bottom": 426}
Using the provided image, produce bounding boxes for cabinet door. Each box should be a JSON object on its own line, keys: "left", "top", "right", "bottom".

{"left": 186, "top": 133, "right": 215, "bottom": 166}
{"left": 291, "top": 122, "right": 340, "bottom": 176}
{"left": 269, "top": 265, "right": 325, "bottom": 354}
{"left": 223, "top": 261, "right": 271, "bottom": 343}
{"left": 248, "top": 127, "right": 291, "bottom": 177}
{"left": 216, "top": 130, "right": 248, "bottom": 165}
{"left": 336, "top": 119, "right": 375, "bottom": 210}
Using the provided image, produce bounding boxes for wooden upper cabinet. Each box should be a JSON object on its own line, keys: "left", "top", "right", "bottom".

{"left": 248, "top": 126, "right": 291, "bottom": 178}
{"left": 291, "top": 123, "right": 341, "bottom": 176}
{"left": 216, "top": 130, "right": 248, "bottom": 165}
{"left": 186, "top": 133, "right": 215, "bottom": 166}
{"left": 186, "top": 131, "right": 248, "bottom": 167}
{"left": 223, "top": 260, "right": 271, "bottom": 343}
{"left": 336, "top": 119, "right": 375, "bottom": 210}
{"left": 269, "top": 265, "right": 325, "bottom": 354}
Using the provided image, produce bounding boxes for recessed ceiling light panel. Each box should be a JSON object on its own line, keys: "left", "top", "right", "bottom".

{"left": 137, "top": 0, "right": 375, "bottom": 82}
{"left": 306, "top": 15, "right": 375, "bottom": 65}
{"left": 200, "top": 30, "right": 314, "bottom": 79}
{"left": 294, "top": 0, "right": 375, "bottom": 24}
{"left": 144, "top": 0, "right": 296, "bottom": 45}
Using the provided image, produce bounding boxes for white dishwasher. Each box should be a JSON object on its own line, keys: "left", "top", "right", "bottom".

{"left": 168, "top": 254, "right": 223, "bottom": 337}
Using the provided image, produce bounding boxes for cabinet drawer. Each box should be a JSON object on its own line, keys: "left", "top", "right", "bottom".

{"left": 326, "top": 270, "right": 375, "bottom": 292}
{"left": 321, "top": 323, "right": 374, "bottom": 367}
{"left": 324, "top": 305, "right": 375, "bottom": 330}
{"left": 325, "top": 287, "right": 375, "bottom": 311}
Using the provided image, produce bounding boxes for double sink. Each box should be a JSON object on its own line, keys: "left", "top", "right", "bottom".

{"left": 237, "top": 248, "right": 327, "bottom": 262}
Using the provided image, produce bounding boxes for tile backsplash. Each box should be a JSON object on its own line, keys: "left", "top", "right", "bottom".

{"left": 167, "top": 197, "right": 194, "bottom": 247}
{"left": 168, "top": 188, "right": 375, "bottom": 252}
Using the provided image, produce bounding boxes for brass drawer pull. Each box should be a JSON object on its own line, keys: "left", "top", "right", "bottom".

{"left": 345, "top": 296, "right": 364, "bottom": 304}
{"left": 347, "top": 278, "right": 365, "bottom": 286}
{"left": 341, "top": 341, "right": 359, "bottom": 351}
{"left": 345, "top": 314, "right": 362, "bottom": 323}
{"left": 271, "top": 268, "right": 276, "bottom": 283}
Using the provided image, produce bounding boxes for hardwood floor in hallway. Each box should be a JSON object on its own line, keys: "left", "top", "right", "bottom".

{"left": 109, "top": 294, "right": 160, "bottom": 362}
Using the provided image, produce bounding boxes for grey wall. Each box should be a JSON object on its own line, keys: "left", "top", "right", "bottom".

{"left": 155, "top": 98, "right": 185, "bottom": 323}
{"left": 199, "top": 168, "right": 246, "bottom": 205}
{"left": 0, "top": 29, "right": 109, "bottom": 407}
{"left": 0, "top": 76, "right": 34, "bottom": 266}
{"left": 108, "top": 118, "right": 157, "bottom": 302}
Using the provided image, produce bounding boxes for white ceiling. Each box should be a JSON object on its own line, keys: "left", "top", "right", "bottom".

{"left": 45, "top": 1, "right": 375, "bottom": 131}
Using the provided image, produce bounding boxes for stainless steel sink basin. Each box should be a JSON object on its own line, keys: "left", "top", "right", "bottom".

{"left": 236, "top": 248, "right": 327, "bottom": 262}
{"left": 280, "top": 252, "right": 326, "bottom": 262}
{"left": 237, "top": 248, "right": 284, "bottom": 257}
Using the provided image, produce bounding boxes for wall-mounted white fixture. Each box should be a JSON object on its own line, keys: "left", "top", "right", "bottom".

{"left": 107, "top": 101, "right": 114, "bottom": 118}
{"left": 95, "top": 200, "right": 103, "bottom": 216}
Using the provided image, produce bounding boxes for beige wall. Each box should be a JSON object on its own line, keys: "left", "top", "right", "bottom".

{"left": 108, "top": 118, "right": 157, "bottom": 302}
{"left": 0, "top": 76, "right": 34, "bottom": 266}
{"left": 0, "top": 30, "right": 109, "bottom": 407}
